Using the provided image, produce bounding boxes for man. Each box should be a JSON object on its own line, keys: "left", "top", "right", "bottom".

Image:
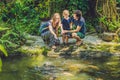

{"left": 63, "top": 10, "right": 86, "bottom": 46}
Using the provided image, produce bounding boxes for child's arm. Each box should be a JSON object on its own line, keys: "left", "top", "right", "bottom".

{"left": 65, "top": 25, "right": 81, "bottom": 33}
{"left": 70, "top": 22, "right": 73, "bottom": 30}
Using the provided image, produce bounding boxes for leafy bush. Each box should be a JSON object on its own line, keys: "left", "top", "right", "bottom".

{"left": 99, "top": 17, "right": 120, "bottom": 32}
{"left": 67, "top": 0, "right": 89, "bottom": 15}
{"left": 0, "top": 1, "right": 40, "bottom": 35}
{"left": 117, "top": 0, "right": 120, "bottom": 3}
{"left": 0, "top": 44, "right": 8, "bottom": 72}
{"left": 49, "top": 0, "right": 89, "bottom": 16}
{"left": 0, "top": 0, "right": 42, "bottom": 54}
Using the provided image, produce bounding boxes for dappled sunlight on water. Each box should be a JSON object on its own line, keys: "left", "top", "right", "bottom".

{"left": 0, "top": 53, "right": 119, "bottom": 80}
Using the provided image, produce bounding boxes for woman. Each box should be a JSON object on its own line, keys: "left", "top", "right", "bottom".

{"left": 40, "top": 13, "right": 63, "bottom": 49}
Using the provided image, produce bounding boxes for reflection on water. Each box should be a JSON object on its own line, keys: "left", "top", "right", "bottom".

{"left": 0, "top": 53, "right": 120, "bottom": 80}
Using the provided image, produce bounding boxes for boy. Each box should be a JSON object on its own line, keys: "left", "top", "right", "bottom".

{"left": 61, "top": 10, "right": 72, "bottom": 45}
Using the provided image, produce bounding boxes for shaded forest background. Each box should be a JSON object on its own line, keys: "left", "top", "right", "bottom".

{"left": 0, "top": 0, "right": 120, "bottom": 55}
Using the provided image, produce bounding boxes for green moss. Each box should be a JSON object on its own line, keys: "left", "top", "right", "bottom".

{"left": 95, "top": 43, "right": 120, "bottom": 53}
{"left": 18, "top": 46, "right": 49, "bottom": 56}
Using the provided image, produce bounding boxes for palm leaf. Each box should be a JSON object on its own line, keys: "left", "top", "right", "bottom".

{"left": 0, "top": 58, "right": 2, "bottom": 72}
{"left": 0, "top": 45, "right": 8, "bottom": 57}
{"left": 0, "top": 27, "right": 9, "bottom": 32}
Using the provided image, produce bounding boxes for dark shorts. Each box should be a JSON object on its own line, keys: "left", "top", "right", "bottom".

{"left": 63, "top": 32, "right": 72, "bottom": 37}
{"left": 77, "top": 32, "right": 85, "bottom": 39}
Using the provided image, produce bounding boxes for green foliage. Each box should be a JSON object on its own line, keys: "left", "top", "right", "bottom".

{"left": 0, "top": 27, "right": 9, "bottom": 32}
{"left": 0, "top": 1, "right": 40, "bottom": 35}
{"left": 50, "top": 0, "right": 89, "bottom": 16}
{"left": 0, "top": 23, "right": 26, "bottom": 53}
{"left": 67, "top": 0, "right": 89, "bottom": 15}
{"left": 0, "top": 0, "right": 43, "bottom": 54}
{"left": 117, "top": 0, "right": 120, "bottom": 3}
{"left": 0, "top": 58, "right": 2, "bottom": 72}
{"left": 0, "top": 44, "right": 8, "bottom": 72}
{"left": 38, "top": 0, "right": 50, "bottom": 18}
{"left": 0, "top": 45, "right": 8, "bottom": 57}
{"left": 99, "top": 17, "right": 120, "bottom": 32}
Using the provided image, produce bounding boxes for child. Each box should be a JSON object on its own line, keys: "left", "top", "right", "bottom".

{"left": 62, "top": 10, "right": 72, "bottom": 45}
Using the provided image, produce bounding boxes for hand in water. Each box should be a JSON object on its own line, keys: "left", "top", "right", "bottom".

{"left": 54, "top": 35, "right": 58, "bottom": 39}
{"left": 61, "top": 30, "right": 65, "bottom": 35}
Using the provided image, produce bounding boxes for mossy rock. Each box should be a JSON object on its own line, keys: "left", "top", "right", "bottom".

{"left": 101, "top": 32, "right": 116, "bottom": 42}
{"left": 18, "top": 46, "right": 49, "bottom": 56}
{"left": 25, "top": 40, "right": 35, "bottom": 46}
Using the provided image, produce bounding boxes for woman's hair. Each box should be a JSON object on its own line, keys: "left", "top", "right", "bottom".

{"left": 63, "top": 10, "right": 69, "bottom": 16}
{"left": 73, "top": 10, "right": 82, "bottom": 20}
{"left": 51, "top": 13, "right": 61, "bottom": 27}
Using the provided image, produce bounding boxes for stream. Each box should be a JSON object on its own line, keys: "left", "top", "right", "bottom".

{"left": 0, "top": 51, "right": 120, "bottom": 80}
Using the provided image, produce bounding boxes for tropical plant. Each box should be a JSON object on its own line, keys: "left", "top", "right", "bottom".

{"left": 99, "top": 16, "right": 120, "bottom": 32}
{"left": 0, "top": 44, "right": 8, "bottom": 72}
{"left": 49, "top": 0, "right": 89, "bottom": 16}
{"left": 0, "top": 1, "right": 41, "bottom": 35}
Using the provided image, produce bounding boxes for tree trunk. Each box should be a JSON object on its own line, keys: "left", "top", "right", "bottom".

{"left": 88, "top": 0, "right": 97, "bottom": 18}
{"left": 96, "top": 0, "right": 118, "bottom": 32}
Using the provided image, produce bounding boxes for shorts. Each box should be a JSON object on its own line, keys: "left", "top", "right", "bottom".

{"left": 64, "top": 32, "right": 72, "bottom": 37}
{"left": 77, "top": 32, "right": 85, "bottom": 39}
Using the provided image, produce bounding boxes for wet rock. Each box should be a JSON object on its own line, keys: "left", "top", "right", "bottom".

{"left": 18, "top": 46, "right": 44, "bottom": 55}
{"left": 116, "top": 28, "right": 120, "bottom": 37}
{"left": 88, "top": 65, "right": 99, "bottom": 70}
{"left": 33, "top": 63, "right": 64, "bottom": 76}
{"left": 79, "top": 65, "right": 99, "bottom": 76}
{"left": 62, "top": 72, "right": 74, "bottom": 76}
{"left": 26, "top": 40, "right": 35, "bottom": 46}
{"left": 49, "top": 77, "right": 56, "bottom": 80}
{"left": 47, "top": 50, "right": 60, "bottom": 58}
{"left": 83, "top": 35, "right": 102, "bottom": 45}
{"left": 79, "top": 51, "right": 112, "bottom": 59}
{"left": 101, "top": 32, "right": 116, "bottom": 42}
{"left": 66, "top": 63, "right": 87, "bottom": 72}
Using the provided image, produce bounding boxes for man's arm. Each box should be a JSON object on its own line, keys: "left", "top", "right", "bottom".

{"left": 65, "top": 26, "right": 81, "bottom": 33}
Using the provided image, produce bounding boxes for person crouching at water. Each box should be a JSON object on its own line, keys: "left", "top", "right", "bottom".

{"left": 63, "top": 10, "right": 86, "bottom": 46}
{"left": 39, "top": 13, "right": 63, "bottom": 49}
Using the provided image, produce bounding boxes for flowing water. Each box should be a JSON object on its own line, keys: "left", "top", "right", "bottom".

{"left": 0, "top": 52, "right": 120, "bottom": 80}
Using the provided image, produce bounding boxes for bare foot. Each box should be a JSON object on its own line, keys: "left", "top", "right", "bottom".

{"left": 52, "top": 45, "right": 57, "bottom": 49}
{"left": 76, "top": 41, "right": 83, "bottom": 46}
